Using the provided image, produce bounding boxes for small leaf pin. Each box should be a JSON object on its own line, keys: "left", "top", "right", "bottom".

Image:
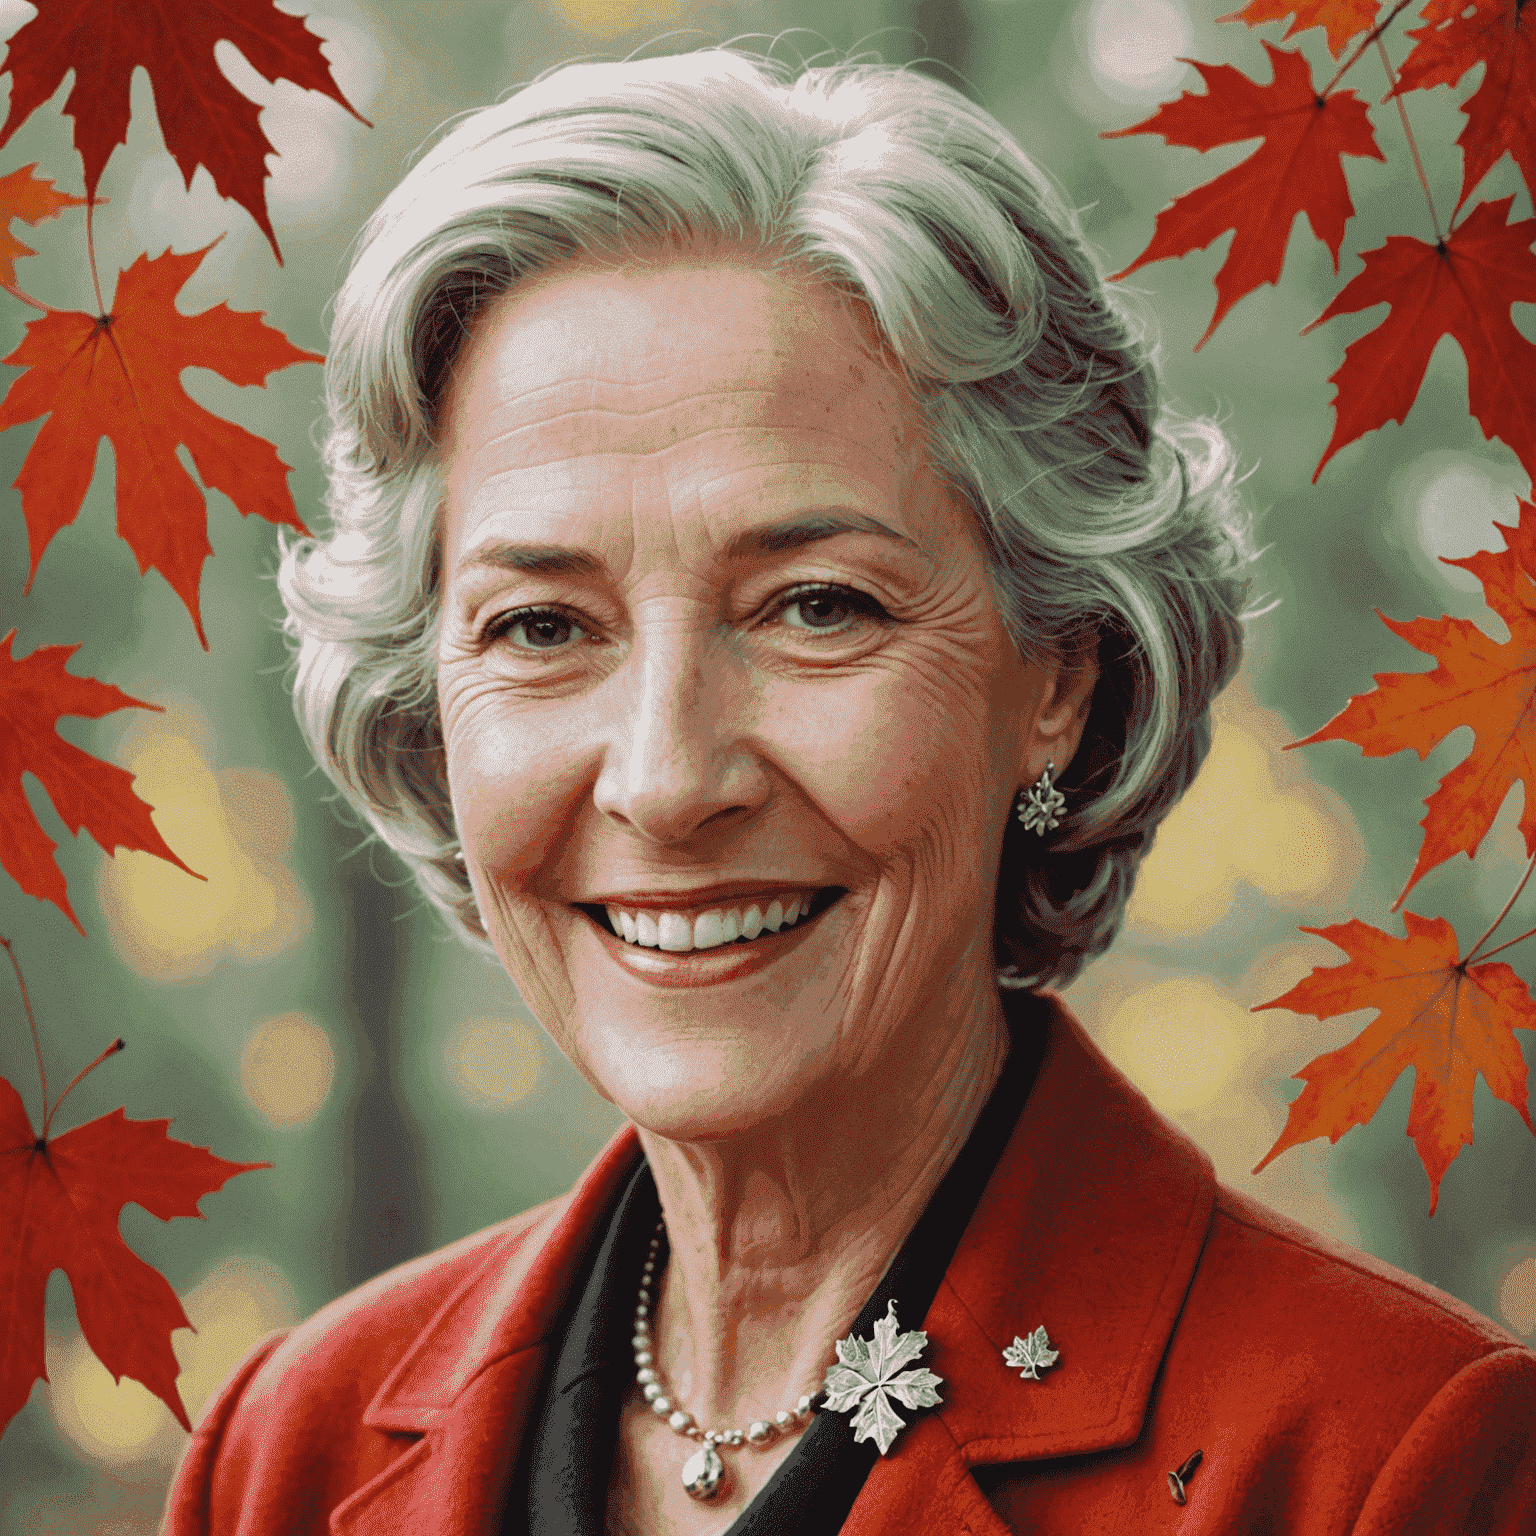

{"left": 1002, "top": 1325, "right": 1060, "bottom": 1380}
{"left": 821, "top": 1300, "right": 943, "bottom": 1455}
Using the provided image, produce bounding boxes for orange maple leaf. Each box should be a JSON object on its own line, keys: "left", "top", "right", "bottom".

{"left": 1291, "top": 498, "right": 1536, "bottom": 905}
{"left": 0, "top": 629, "right": 200, "bottom": 933}
{"left": 0, "top": 243, "right": 321, "bottom": 647}
{"left": 1254, "top": 914, "right": 1536, "bottom": 1214}
{"left": 1103, "top": 42, "right": 1384, "bottom": 349}
{"left": 0, "top": 0, "right": 368, "bottom": 262}
{"left": 0, "top": 163, "right": 85, "bottom": 288}
{"left": 1306, "top": 197, "right": 1536, "bottom": 486}
{"left": 0, "top": 1064, "right": 269, "bottom": 1440}
{"left": 1392, "top": 0, "right": 1536, "bottom": 214}
{"left": 1218, "top": 0, "right": 1382, "bottom": 57}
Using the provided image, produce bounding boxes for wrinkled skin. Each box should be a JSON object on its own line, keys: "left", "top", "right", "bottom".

{"left": 436, "top": 253, "right": 1095, "bottom": 1530}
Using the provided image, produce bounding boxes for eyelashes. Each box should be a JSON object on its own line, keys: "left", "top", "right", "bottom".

{"left": 482, "top": 607, "right": 590, "bottom": 650}
{"left": 479, "top": 582, "right": 893, "bottom": 654}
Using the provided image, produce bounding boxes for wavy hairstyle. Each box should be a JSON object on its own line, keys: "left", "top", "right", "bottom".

{"left": 278, "top": 44, "right": 1257, "bottom": 989}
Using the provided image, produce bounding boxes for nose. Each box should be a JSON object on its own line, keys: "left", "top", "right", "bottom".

{"left": 591, "top": 622, "right": 769, "bottom": 844}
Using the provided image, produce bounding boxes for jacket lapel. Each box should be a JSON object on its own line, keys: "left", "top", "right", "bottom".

{"left": 329, "top": 1124, "right": 645, "bottom": 1536}
{"left": 328, "top": 992, "right": 1214, "bottom": 1536}
{"left": 843, "top": 992, "right": 1216, "bottom": 1533}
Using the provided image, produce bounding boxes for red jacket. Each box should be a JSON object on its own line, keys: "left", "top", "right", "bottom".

{"left": 161, "top": 994, "right": 1536, "bottom": 1535}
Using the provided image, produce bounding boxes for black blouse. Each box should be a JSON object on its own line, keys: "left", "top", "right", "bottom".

{"left": 500, "top": 988, "right": 1049, "bottom": 1536}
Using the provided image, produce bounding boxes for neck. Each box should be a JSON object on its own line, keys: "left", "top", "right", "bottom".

{"left": 632, "top": 977, "right": 1011, "bottom": 1432}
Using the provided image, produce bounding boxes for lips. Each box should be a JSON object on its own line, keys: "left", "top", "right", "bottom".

{"left": 575, "top": 888, "right": 844, "bottom": 952}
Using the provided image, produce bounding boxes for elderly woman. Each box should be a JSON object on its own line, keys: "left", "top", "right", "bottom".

{"left": 163, "top": 46, "right": 1535, "bottom": 1536}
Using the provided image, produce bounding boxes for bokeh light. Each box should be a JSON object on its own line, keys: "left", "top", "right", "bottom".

{"left": 1498, "top": 1255, "right": 1536, "bottom": 1336}
{"left": 1390, "top": 448, "right": 1528, "bottom": 595}
{"left": 174, "top": 1257, "right": 298, "bottom": 1424}
{"left": 96, "top": 707, "right": 310, "bottom": 980}
{"left": 1066, "top": 940, "right": 1362, "bottom": 1246}
{"left": 1100, "top": 975, "right": 1261, "bottom": 1116}
{"left": 1125, "top": 684, "right": 1363, "bottom": 937}
{"left": 545, "top": 0, "right": 681, "bottom": 36}
{"left": 241, "top": 1013, "right": 337, "bottom": 1128}
{"left": 212, "top": 16, "right": 384, "bottom": 229}
{"left": 46, "top": 1256, "right": 296, "bottom": 1468}
{"left": 446, "top": 1015, "right": 544, "bottom": 1108}
{"left": 1082, "top": 0, "right": 1193, "bottom": 103}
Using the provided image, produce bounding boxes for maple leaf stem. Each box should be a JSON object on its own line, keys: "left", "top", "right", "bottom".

{"left": 1463, "top": 849, "right": 1536, "bottom": 964}
{"left": 1374, "top": 37, "right": 1444, "bottom": 243}
{"left": 1469, "top": 922, "right": 1536, "bottom": 965}
{"left": 85, "top": 198, "right": 104, "bottom": 315}
{"left": 0, "top": 934, "right": 49, "bottom": 1129}
{"left": 42, "top": 1036, "right": 125, "bottom": 1140}
{"left": 1321, "top": 0, "right": 1415, "bottom": 97}
{"left": 2, "top": 283, "right": 63, "bottom": 315}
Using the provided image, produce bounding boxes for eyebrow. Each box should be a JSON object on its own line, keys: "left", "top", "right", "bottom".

{"left": 455, "top": 510, "right": 926, "bottom": 578}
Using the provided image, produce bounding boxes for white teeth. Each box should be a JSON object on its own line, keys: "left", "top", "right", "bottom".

{"left": 693, "top": 911, "right": 726, "bottom": 950}
{"left": 602, "top": 893, "right": 819, "bottom": 949}
{"left": 658, "top": 913, "right": 692, "bottom": 950}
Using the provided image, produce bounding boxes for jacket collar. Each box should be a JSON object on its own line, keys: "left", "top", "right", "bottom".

{"left": 840, "top": 991, "right": 1216, "bottom": 1534}
{"left": 334, "top": 992, "right": 1215, "bottom": 1534}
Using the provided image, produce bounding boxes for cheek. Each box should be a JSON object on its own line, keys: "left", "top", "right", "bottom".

{"left": 759, "top": 657, "right": 1009, "bottom": 864}
{"left": 440, "top": 682, "right": 587, "bottom": 890}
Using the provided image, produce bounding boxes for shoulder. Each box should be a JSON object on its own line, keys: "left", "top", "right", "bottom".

{"left": 242, "top": 1196, "right": 565, "bottom": 1418}
{"left": 1178, "top": 1182, "right": 1536, "bottom": 1529}
{"left": 161, "top": 1192, "right": 579, "bottom": 1535}
{"left": 1201, "top": 1180, "right": 1517, "bottom": 1355}
{"left": 1197, "top": 1180, "right": 1534, "bottom": 1406}
{"left": 161, "top": 1122, "right": 641, "bottom": 1535}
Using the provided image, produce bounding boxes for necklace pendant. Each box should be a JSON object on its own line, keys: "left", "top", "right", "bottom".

{"left": 681, "top": 1442, "right": 725, "bottom": 1501}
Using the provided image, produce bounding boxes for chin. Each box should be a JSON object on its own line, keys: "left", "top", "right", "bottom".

{"left": 569, "top": 1007, "right": 838, "bottom": 1145}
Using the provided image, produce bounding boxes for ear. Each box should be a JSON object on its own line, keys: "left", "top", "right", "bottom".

{"left": 1020, "top": 644, "right": 1099, "bottom": 788}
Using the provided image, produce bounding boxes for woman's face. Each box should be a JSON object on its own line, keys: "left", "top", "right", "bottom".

{"left": 436, "top": 256, "right": 1091, "bottom": 1138}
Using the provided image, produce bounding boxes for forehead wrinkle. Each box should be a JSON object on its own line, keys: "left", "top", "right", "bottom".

{"left": 458, "top": 423, "right": 911, "bottom": 521}
{"left": 469, "top": 383, "right": 890, "bottom": 454}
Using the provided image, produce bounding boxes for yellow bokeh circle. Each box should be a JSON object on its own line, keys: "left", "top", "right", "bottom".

{"left": 241, "top": 1013, "right": 337, "bottom": 1129}
{"left": 446, "top": 1015, "right": 544, "bottom": 1108}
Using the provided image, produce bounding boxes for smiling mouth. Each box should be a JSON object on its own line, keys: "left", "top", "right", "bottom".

{"left": 575, "top": 888, "right": 846, "bottom": 953}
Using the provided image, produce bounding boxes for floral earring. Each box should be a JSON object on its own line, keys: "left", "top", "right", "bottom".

{"left": 1015, "top": 761, "right": 1066, "bottom": 835}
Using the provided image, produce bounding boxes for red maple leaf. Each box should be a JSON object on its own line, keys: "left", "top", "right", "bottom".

{"left": 1254, "top": 914, "right": 1536, "bottom": 1214}
{"left": 1104, "top": 42, "right": 1384, "bottom": 349}
{"left": 1218, "top": 0, "right": 1382, "bottom": 57}
{"left": 1290, "top": 499, "right": 1536, "bottom": 906}
{"left": 0, "top": 1065, "right": 269, "bottom": 1440}
{"left": 1305, "top": 196, "right": 1536, "bottom": 486}
{"left": 0, "top": 243, "right": 321, "bottom": 647}
{"left": 0, "top": 630, "right": 199, "bottom": 934}
{"left": 1392, "top": 0, "right": 1536, "bottom": 213}
{"left": 0, "top": 0, "right": 369, "bottom": 263}
{"left": 0, "top": 163, "right": 86, "bottom": 289}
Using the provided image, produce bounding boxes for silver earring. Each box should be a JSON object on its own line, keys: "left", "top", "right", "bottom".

{"left": 1015, "top": 762, "right": 1065, "bottom": 835}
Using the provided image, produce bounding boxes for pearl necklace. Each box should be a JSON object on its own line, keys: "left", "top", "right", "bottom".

{"left": 632, "top": 1219, "right": 820, "bottom": 1502}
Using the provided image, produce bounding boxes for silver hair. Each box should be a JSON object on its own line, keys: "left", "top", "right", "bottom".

{"left": 278, "top": 44, "right": 1257, "bottom": 989}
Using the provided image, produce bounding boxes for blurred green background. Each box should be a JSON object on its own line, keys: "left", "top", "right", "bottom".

{"left": 0, "top": 0, "right": 1532, "bottom": 1528}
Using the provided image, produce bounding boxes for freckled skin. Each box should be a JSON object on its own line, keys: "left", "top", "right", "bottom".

{"left": 436, "top": 254, "right": 1096, "bottom": 1531}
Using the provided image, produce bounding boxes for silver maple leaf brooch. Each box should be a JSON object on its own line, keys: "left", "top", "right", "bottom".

{"left": 1002, "top": 1325, "right": 1060, "bottom": 1380}
{"left": 821, "top": 1300, "right": 943, "bottom": 1455}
